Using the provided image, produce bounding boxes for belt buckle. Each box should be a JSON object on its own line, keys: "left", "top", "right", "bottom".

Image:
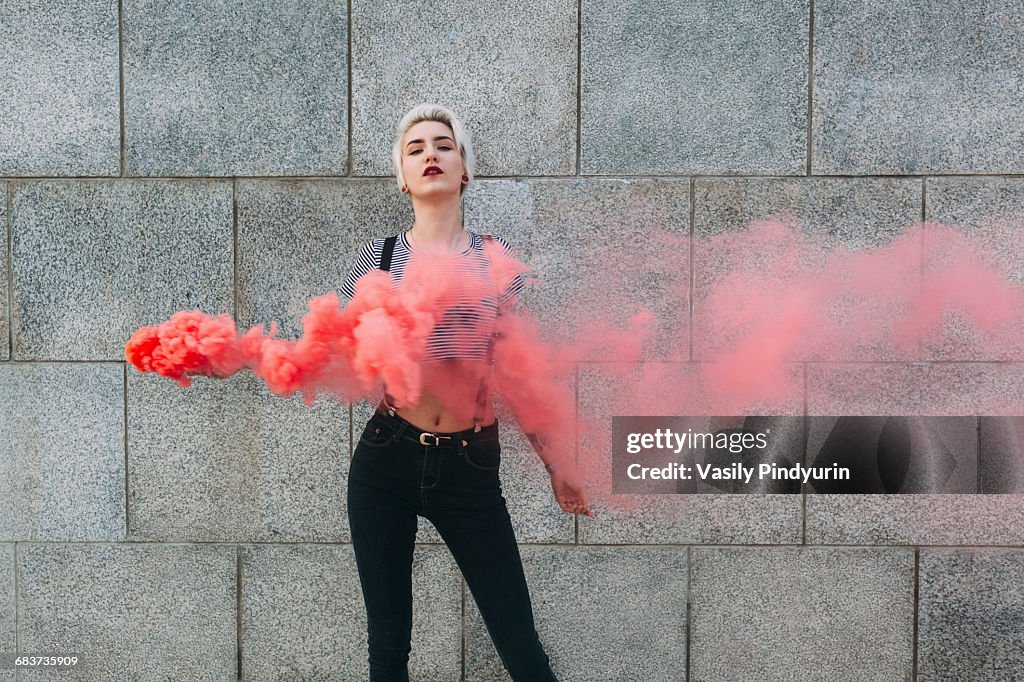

{"left": 419, "top": 432, "right": 451, "bottom": 447}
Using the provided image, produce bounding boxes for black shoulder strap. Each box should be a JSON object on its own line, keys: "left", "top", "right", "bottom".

{"left": 377, "top": 235, "right": 399, "bottom": 413}
{"left": 379, "top": 235, "right": 397, "bottom": 271}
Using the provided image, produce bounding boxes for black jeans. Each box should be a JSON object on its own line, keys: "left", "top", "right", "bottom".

{"left": 347, "top": 407, "right": 559, "bottom": 682}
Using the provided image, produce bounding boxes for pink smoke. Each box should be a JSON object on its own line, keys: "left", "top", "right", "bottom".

{"left": 127, "top": 216, "right": 1024, "bottom": 516}
{"left": 567, "top": 215, "right": 1024, "bottom": 515}
{"left": 125, "top": 248, "right": 512, "bottom": 408}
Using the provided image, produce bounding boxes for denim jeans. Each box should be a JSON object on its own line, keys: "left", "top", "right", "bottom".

{"left": 346, "top": 407, "right": 559, "bottom": 682}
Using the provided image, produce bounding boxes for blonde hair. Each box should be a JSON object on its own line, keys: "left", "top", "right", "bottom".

{"left": 392, "top": 103, "right": 475, "bottom": 197}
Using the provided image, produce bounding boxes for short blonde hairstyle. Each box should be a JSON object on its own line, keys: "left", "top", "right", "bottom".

{"left": 392, "top": 103, "right": 475, "bottom": 197}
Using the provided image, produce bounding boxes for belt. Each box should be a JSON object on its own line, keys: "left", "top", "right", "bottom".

{"left": 373, "top": 402, "right": 499, "bottom": 448}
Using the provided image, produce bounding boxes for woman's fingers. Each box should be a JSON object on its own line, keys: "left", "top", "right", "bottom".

{"left": 553, "top": 478, "right": 594, "bottom": 515}
{"left": 561, "top": 500, "right": 590, "bottom": 515}
{"left": 555, "top": 491, "right": 593, "bottom": 516}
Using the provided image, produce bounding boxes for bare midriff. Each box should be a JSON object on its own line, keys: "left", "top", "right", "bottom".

{"left": 382, "top": 358, "right": 495, "bottom": 433}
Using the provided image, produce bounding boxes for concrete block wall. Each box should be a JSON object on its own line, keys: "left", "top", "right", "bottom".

{"left": 2, "top": 0, "right": 1023, "bottom": 679}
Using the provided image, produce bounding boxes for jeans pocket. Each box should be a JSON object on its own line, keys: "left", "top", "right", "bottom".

{"left": 461, "top": 439, "right": 501, "bottom": 471}
{"left": 358, "top": 422, "right": 394, "bottom": 449}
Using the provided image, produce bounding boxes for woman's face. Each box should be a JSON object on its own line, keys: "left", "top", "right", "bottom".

{"left": 401, "top": 120, "right": 467, "bottom": 197}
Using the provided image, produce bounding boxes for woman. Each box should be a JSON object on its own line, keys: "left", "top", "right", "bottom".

{"left": 341, "top": 103, "right": 590, "bottom": 681}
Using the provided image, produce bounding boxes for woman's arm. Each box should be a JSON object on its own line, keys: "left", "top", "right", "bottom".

{"left": 492, "top": 299, "right": 592, "bottom": 515}
{"left": 487, "top": 237, "right": 593, "bottom": 514}
{"left": 492, "top": 296, "right": 560, "bottom": 470}
{"left": 339, "top": 239, "right": 379, "bottom": 304}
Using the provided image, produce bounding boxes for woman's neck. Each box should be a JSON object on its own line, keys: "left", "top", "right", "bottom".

{"left": 407, "top": 221, "right": 468, "bottom": 252}
{"left": 407, "top": 198, "right": 465, "bottom": 251}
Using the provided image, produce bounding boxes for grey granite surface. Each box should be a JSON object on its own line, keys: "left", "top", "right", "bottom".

{"left": 241, "top": 543, "right": 461, "bottom": 681}
{"left": 17, "top": 542, "right": 236, "bottom": 681}
{"left": 0, "top": 363, "right": 125, "bottom": 542}
{"left": 351, "top": 0, "right": 577, "bottom": 177}
{"left": 694, "top": 177, "right": 922, "bottom": 362}
{"left": 465, "top": 545, "right": 688, "bottom": 682}
{"left": 0, "top": 183, "right": 7, "bottom": 360}
{"left": 813, "top": 0, "right": 1024, "bottom": 174}
{"left": 0, "top": 544, "right": 12, "bottom": 681}
{"left": 237, "top": 178, "right": 412, "bottom": 340}
{"left": 127, "top": 369, "right": 349, "bottom": 543}
{"left": 807, "top": 362, "right": 1024, "bottom": 545}
{"left": 918, "top": 548, "right": 1024, "bottom": 681}
{"left": 690, "top": 546, "right": 915, "bottom": 682}
{"left": 924, "top": 177, "right": 1024, "bottom": 360}
{"left": 11, "top": 180, "right": 233, "bottom": 360}
{"left": 0, "top": 1, "right": 120, "bottom": 176}
{"left": 582, "top": 0, "right": 809, "bottom": 175}
{"left": 123, "top": 0, "right": 348, "bottom": 176}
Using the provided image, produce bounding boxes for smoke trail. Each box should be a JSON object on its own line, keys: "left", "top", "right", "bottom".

{"left": 570, "top": 216, "right": 1024, "bottom": 515}
{"left": 127, "top": 215, "right": 1024, "bottom": 515}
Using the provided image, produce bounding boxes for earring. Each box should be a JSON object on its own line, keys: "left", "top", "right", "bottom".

{"left": 401, "top": 184, "right": 408, "bottom": 193}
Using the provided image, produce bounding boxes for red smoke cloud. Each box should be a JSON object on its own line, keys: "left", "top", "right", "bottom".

{"left": 125, "top": 250, "right": 501, "bottom": 407}
{"left": 569, "top": 216, "right": 1024, "bottom": 514}
{"left": 127, "top": 216, "right": 1024, "bottom": 513}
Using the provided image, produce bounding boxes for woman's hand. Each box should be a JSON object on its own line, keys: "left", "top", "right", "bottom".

{"left": 550, "top": 469, "right": 594, "bottom": 516}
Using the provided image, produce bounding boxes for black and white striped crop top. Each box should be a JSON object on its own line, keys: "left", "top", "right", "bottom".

{"left": 339, "top": 230, "right": 527, "bottom": 362}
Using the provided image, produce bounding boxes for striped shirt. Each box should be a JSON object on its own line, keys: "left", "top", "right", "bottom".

{"left": 340, "top": 230, "right": 527, "bottom": 361}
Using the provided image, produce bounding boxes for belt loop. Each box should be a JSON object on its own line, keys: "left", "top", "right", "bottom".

{"left": 393, "top": 420, "right": 407, "bottom": 441}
